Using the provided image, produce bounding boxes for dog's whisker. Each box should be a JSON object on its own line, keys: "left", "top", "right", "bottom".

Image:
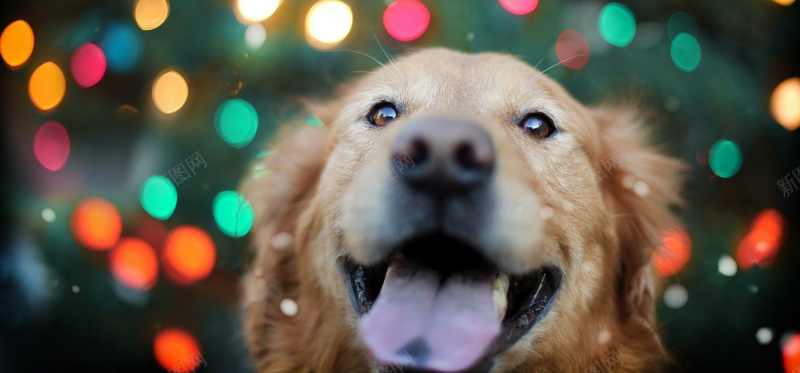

{"left": 533, "top": 53, "right": 548, "bottom": 70}
{"left": 334, "top": 49, "right": 386, "bottom": 69}
{"left": 537, "top": 54, "right": 587, "bottom": 77}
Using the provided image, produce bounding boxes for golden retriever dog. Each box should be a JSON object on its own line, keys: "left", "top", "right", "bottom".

{"left": 240, "top": 48, "right": 684, "bottom": 373}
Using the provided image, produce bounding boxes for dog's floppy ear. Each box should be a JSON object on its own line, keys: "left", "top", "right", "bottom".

{"left": 591, "top": 106, "right": 685, "bottom": 320}
{"left": 239, "top": 115, "right": 330, "bottom": 370}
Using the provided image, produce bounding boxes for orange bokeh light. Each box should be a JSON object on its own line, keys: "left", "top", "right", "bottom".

{"left": 29, "top": 61, "right": 66, "bottom": 111}
{"left": 71, "top": 197, "right": 122, "bottom": 250}
{"left": 736, "top": 209, "right": 785, "bottom": 270}
{"left": 784, "top": 334, "right": 800, "bottom": 373}
{"left": 653, "top": 227, "right": 692, "bottom": 277}
{"left": 162, "top": 226, "right": 216, "bottom": 285}
{"left": 153, "top": 328, "right": 201, "bottom": 372}
{"left": 110, "top": 238, "right": 158, "bottom": 290}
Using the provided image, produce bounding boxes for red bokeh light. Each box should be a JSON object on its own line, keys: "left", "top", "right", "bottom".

{"left": 653, "top": 227, "right": 692, "bottom": 277}
{"left": 383, "top": 0, "right": 430, "bottom": 42}
{"left": 784, "top": 334, "right": 800, "bottom": 373}
{"left": 71, "top": 197, "right": 122, "bottom": 250}
{"left": 499, "top": 0, "right": 538, "bottom": 15}
{"left": 33, "top": 120, "right": 70, "bottom": 171}
{"left": 71, "top": 42, "right": 106, "bottom": 88}
{"left": 154, "top": 328, "right": 202, "bottom": 372}
{"left": 162, "top": 226, "right": 216, "bottom": 285}
{"left": 110, "top": 238, "right": 158, "bottom": 290}
{"left": 555, "top": 29, "right": 590, "bottom": 70}
{"left": 736, "top": 209, "right": 785, "bottom": 270}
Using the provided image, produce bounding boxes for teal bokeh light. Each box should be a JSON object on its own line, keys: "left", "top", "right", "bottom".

{"left": 709, "top": 139, "right": 742, "bottom": 179}
{"left": 215, "top": 99, "right": 259, "bottom": 148}
{"left": 671, "top": 33, "right": 702, "bottom": 72}
{"left": 598, "top": 3, "right": 636, "bottom": 47}
{"left": 213, "top": 191, "right": 254, "bottom": 237}
{"left": 140, "top": 175, "right": 177, "bottom": 220}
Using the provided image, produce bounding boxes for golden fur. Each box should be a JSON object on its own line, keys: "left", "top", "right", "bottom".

{"left": 240, "top": 48, "right": 684, "bottom": 372}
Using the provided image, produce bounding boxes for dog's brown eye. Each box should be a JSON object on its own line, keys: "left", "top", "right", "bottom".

{"left": 519, "top": 113, "right": 555, "bottom": 139}
{"left": 367, "top": 103, "right": 398, "bottom": 127}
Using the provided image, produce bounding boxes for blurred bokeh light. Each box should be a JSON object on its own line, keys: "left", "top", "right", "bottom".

{"left": 109, "top": 238, "right": 159, "bottom": 290}
{"left": 653, "top": 227, "right": 692, "bottom": 277}
{"left": 134, "top": 0, "right": 170, "bottom": 31}
{"left": 305, "top": 0, "right": 352, "bottom": 49}
{"left": 152, "top": 68, "right": 188, "bottom": 114}
{"left": 153, "top": 328, "right": 202, "bottom": 372}
{"left": 555, "top": 29, "right": 590, "bottom": 70}
{"left": 28, "top": 62, "right": 65, "bottom": 111}
{"left": 709, "top": 139, "right": 742, "bottom": 179}
{"left": 33, "top": 121, "right": 70, "bottom": 171}
{"left": 162, "top": 226, "right": 216, "bottom": 285}
{"left": 140, "top": 175, "right": 178, "bottom": 220}
{"left": 213, "top": 191, "right": 254, "bottom": 237}
{"left": 383, "top": 0, "right": 430, "bottom": 42}
{"left": 498, "top": 0, "right": 538, "bottom": 15}
{"left": 598, "top": 2, "right": 635, "bottom": 47}
{"left": 0, "top": 20, "right": 34, "bottom": 67}
{"left": 214, "top": 98, "right": 258, "bottom": 148}
{"left": 70, "top": 198, "right": 123, "bottom": 250}
{"left": 237, "top": 0, "right": 280, "bottom": 23}
{"left": 70, "top": 43, "right": 106, "bottom": 88}
{"left": 736, "top": 209, "right": 785, "bottom": 270}
{"left": 771, "top": 77, "right": 800, "bottom": 131}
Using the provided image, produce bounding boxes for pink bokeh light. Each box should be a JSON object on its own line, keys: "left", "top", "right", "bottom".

{"left": 33, "top": 121, "right": 70, "bottom": 171}
{"left": 383, "top": 0, "right": 430, "bottom": 42}
{"left": 71, "top": 42, "right": 107, "bottom": 88}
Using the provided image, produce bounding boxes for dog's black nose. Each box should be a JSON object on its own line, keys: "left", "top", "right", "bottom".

{"left": 390, "top": 117, "right": 494, "bottom": 193}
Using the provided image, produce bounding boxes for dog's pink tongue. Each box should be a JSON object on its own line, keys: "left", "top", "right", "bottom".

{"left": 360, "top": 261, "right": 500, "bottom": 372}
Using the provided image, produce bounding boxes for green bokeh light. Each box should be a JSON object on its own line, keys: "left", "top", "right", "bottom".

{"left": 598, "top": 3, "right": 636, "bottom": 47}
{"left": 140, "top": 175, "right": 177, "bottom": 220}
{"left": 214, "top": 99, "right": 258, "bottom": 148}
{"left": 709, "top": 139, "right": 742, "bottom": 179}
{"left": 671, "top": 33, "right": 702, "bottom": 72}
{"left": 213, "top": 191, "right": 254, "bottom": 237}
{"left": 667, "top": 12, "right": 697, "bottom": 40}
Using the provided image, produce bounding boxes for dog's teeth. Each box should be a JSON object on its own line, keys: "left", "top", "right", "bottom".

{"left": 493, "top": 273, "right": 509, "bottom": 319}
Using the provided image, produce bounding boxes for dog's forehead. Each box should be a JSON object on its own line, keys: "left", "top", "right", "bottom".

{"left": 364, "top": 48, "right": 560, "bottom": 114}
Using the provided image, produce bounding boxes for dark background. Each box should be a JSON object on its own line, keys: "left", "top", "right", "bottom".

{"left": 1, "top": 0, "right": 799, "bottom": 372}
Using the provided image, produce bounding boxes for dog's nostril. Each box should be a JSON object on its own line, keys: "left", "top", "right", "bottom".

{"left": 455, "top": 142, "right": 481, "bottom": 170}
{"left": 409, "top": 138, "right": 429, "bottom": 164}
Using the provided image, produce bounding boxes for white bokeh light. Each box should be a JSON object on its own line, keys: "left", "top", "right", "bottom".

{"left": 663, "top": 283, "right": 688, "bottom": 309}
{"left": 718, "top": 254, "right": 737, "bottom": 277}
{"left": 237, "top": 0, "right": 280, "bottom": 23}
{"left": 245, "top": 23, "right": 267, "bottom": 50}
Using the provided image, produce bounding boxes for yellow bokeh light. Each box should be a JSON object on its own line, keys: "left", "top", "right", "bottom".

{"left": 29, "top": 62, "right": 66, "bottom": 111}
{"left": 134, "top": 0, "right": 170, "bottom": 31}
{"left": 237, "top": 0, "right": 280, "bottom": 23}
{"left": 1, "top": 20, "right": 34, "bottom": 67}
{"left": 152, "top": 69, "right": 188, "bottom": 114}
{"left": 772, "top": 0, "right": 795, "bottom": 6}
{"left": 306, "top": 0, "right": 352, "bottom": 48}
{"left": 771, "top": 77, "right": 800, "bottom": 131}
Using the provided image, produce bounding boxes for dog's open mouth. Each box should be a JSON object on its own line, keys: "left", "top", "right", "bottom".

{"left": 343, "top": 233, "right": 562, "bottom": 372}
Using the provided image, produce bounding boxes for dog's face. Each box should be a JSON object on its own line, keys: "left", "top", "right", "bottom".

{"left": 242, "top": 49, "right": 683, "bottom": 372}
